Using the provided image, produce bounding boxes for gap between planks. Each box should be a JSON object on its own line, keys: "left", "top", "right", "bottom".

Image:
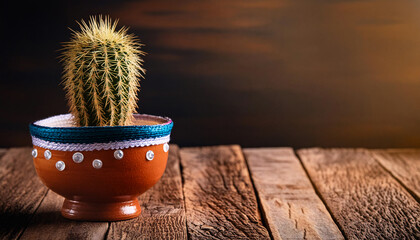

{"left": 242, "top": 149, "right": 276, "bottom": 240}
{"left": 298, "top": 148, "right": 420, "bottom": 239}
{"left": 293, "top": 149, "right": 348, "bottom": 240}
{"left": 180, "top": 145, "right": 271, "bottom": 239}
{"left": 371, "top": 149, "right": 420, "bottom": 203}
{"left": 244, "top": 147, "right": 344, "bottom": 240}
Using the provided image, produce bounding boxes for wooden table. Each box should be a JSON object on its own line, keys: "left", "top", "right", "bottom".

{"left": 1, "top": 146, "right": 419, "bottom": 239}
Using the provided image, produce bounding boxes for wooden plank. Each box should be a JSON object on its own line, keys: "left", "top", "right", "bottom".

{"left": 244, "top": 148, "right": 343, "bottom": 240}
{"left": 0, "top": 148, "right": 49, "bottom": 240}
{"left": 180, "top": 145, "right": 270, "bottom": 239}
{"left": 107, "top": 145, "right": 187, "bottom": 239}
{"left": 298, "top": 148, "right": 420, "bottom": 239}
{"left": 0, "top": 148, "right": 7, "bottom": 156}
{"left": 372, "top": 149, "right": 420, "bottom": 201}
{"left": 19, "top": 191, "right": 108, "bottom": 240}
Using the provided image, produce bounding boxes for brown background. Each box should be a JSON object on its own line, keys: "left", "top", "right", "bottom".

{"left": 2, "top": 0, "right": 420, "bottom": 148}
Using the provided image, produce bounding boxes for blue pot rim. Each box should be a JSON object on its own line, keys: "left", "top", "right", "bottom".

{"left": 29, "top": 114, "right": 173, "bottom": 144}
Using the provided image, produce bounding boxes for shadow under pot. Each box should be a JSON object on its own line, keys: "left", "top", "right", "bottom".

{"left": 29, "top": 113, "right": 173, "bottom": 221}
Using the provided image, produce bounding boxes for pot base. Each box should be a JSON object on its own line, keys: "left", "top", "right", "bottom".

{"left": 61, "top": 198, "right": 141, "bottom": 221}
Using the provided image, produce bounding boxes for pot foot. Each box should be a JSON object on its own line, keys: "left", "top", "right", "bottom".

{"left": 61, "top": 198, "right": 141, "bottom": 221}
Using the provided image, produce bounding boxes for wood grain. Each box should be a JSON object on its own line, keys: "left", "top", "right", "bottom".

{"left": 244, "top": 148, "right": 343, "bottom": 240}
{"left": 19, "top": 191, "right": 108, "bottom": 240}
{"left": 107, "top": 145, "right": 187, "bottom": 240}
{"left": 372, "top": 149, "right": 420, "bottom": 201}
{"left": 298, "top": 148, "right": 420, "bottom": 239}
{"left": 0, "top": 148, "right": 7, "bottom": 156}
{"left": 180, "top": 145, "right": 270, "bottom": 239}
{"left": 0, "top": 148, "right": 49, "bottom": 240}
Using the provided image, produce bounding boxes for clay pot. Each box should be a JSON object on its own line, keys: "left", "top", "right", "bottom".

{"left": 29, "top": 114, "right": 173, "bottom": 221}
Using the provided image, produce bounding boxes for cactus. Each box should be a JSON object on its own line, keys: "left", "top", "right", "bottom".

{"left": 61, "top": 16, "right": 145, "bottom": 126}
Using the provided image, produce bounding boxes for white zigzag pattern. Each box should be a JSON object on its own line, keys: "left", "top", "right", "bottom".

{"left": 31, "top": 135, "right": 170, "bottom": 151}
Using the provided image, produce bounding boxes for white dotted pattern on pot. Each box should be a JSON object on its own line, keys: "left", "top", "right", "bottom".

{"left": 44, "top": 150, "right": 52, "bottom": 160}
{"left": 114, "top": 150, "right": 124, "bottom": 160}
{"left": 72, "top": 152, "right": 84, "bottom": 163}
{"left": 32, "top": 149, "right": 38, "bottom": 158}
{"left": 33, "top": 146, "right": 169, "bottom": 169}
{"left": 146, "top": 150, "right": 154, "bottom": 161}
{"left": 164, "top": 143, "right": 169, "bottom": 152}
{"left": 92, "top": 159, "right": 103, "bottom": 169}
{"left": 56, "top": 161, "right": 65, "bottom": 171}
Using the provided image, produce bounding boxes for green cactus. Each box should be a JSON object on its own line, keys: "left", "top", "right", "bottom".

{"left": 61, "top": 16, "right": 145, "bottom": 126}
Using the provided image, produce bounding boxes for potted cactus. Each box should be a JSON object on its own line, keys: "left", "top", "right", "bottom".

{"left": 29, "top": 16, "right": 173, "bottom": 221}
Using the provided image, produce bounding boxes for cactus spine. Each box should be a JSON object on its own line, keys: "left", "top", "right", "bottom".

{"left": 61, "top": 16, "right": 145, "bottom": 126}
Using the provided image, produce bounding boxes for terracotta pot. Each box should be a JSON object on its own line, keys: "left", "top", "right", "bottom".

{"left": 29, "top": 114, "right": 173, "bottom": 221}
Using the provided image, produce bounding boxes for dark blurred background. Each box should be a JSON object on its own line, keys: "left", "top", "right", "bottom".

{"left": 2, "top": 0, "right": 420, "bottom": 148}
